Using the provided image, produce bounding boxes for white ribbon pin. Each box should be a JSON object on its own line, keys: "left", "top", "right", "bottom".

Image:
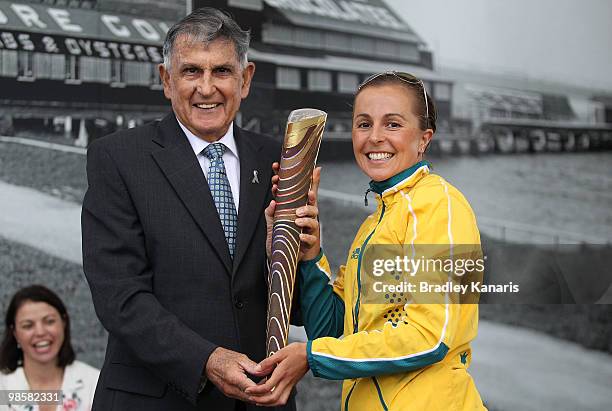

{"left": 252, "top": 170, "right": 259, "bottom": 184}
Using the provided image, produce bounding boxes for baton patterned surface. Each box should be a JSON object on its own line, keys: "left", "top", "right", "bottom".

{"left": 266, "top": 109, "right": 327, "bottom": 356}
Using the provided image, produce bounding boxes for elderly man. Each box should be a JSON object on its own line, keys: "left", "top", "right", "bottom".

{"left": 82, "top": 8, "right": 297, "bottom": 411}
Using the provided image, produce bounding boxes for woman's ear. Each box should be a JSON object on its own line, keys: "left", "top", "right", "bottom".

{"left": 419, "top": 129, "right": 434, "bottom": 153}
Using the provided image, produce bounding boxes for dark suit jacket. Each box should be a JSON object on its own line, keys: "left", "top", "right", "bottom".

{"left": 82, "top": 114, "right": 297, "bottom": 410}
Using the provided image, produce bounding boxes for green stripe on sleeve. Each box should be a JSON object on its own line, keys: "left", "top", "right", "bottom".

{"left": 299, "top": 250, "right": 344, "bottom": 339}
{"left": 309, "top": 342, "right": 449, "bottom": 380}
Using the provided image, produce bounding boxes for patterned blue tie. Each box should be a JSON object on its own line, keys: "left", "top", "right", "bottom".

{"left": 202, "top": 143, "right": 238, "bottom": 258}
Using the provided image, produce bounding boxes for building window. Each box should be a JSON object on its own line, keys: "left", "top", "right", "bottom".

{"left": 150, "top": 63, "right": 162, "bottom": 88}
{"left": 262, "top": 24, "right": 294, "bottom": 46}
{"left": 323, "top": 32, "right": 350, "bottom": 52}
{"left": 350, "top": 37, "right": 374, "bottom": 55}
{"left": 294, "top": 28, "right": 322, "bottom": 48}
{"left": 308, "top": 70, "right": 332, "bottom": 92}
{"left": 80, "top": 57, "right": 111, "bottom": 83}
{"left": 276, "top": 66, "right": 300, "bottom": 90}
{"left": 399, "top": 44, "right": 420, "bottom": 62}
{"left": 80, "top": 57, "right": 95, "bottom": 81}
{"left": 33, "top": 53, "right": 65, "bottom": 80}
{"left": 490, "top": 108, "right": 508, "bottom": 118}
{"left": 375, "top": 39, "right": 398, "bottom": 59}
{"left": 228, "top": 0, "right": 263, "bottom": 10}
{"left": 50, "top": 55, "right": 65, "bottom": 80}
{"left": 33, "top": 53, "right": 47, "bottom": 79}
{"left": 434, "top": 83, "right": 451, "bottom": 101}
{"left": 65, "top": 55, "right": 80, "bottom": 82}
{"left": 17, "top": 51, "right": 34, "bottom": 80}
{"left": 0, "top": 50, "right": 18, "bottom": 77}
{"left": 262, "top": 24, "right": 419, "bottom": 63}
{"left": 338, "top": 73, "right": 359, "bottom": 94}
{"left": 111, "top": 59, "right": 124, "bottom": 85}
{"left": 125, "top": 61, "right": 150, "bottom": 86}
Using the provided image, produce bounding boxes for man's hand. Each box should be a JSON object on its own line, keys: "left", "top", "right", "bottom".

{"left": 205, "top": 347, "right": 258, "bottom": 403}
{"left": 246, "top": 342, "right": 309, "bottom": 407}
{"left": 265, "top": 164, "right": 322, "bottom": 261}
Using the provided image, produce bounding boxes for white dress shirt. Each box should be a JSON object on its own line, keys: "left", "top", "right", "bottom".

{"left": 178, "top": 119, "right": 241, "bottom": 211}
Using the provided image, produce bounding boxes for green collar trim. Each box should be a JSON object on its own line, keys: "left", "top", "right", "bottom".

{"left": 368, "top": 160, "right": 431, "bottom": 195}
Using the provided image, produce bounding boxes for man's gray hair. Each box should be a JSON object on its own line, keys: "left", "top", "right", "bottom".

{"left": 162, "top": 7, "right": 251, "bottom": 71}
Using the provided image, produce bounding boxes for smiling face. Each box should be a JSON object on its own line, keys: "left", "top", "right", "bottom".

{"left": 352, "top": 84, "right": 433, "bottom": 182}
{"left": 13, "top": 301, "right": 65, "bottom": 367}
{"left": 159, "top": 35, "right": 255, "bottom": 142}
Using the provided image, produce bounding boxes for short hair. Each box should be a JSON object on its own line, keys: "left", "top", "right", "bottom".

{"left": 356, "top": 74, "right": 437, "bottom": 133}
{"left": 162, "top": 7, "right": 251, "bottom": 71}
{"left": 0, "top": 285, "right": 75, "bottom": 373}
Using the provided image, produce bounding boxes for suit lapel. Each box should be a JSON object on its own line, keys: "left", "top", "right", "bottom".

{"left": 151, "top": 114, "right": 232, "bottom": 275}
{"left": 233, "top": 126, "right": 273, "bottom": 275}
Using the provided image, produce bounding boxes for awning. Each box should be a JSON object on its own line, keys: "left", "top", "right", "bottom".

{"left": 0, "top": 1, "right": 171, "bottom": 62}
{"left": 249, "top": 48, "right": 447, "bottom": 82}
{"left": 263, "top": 0, "right": 424, "bottom": 44}
{"left": 0, "top": 0, "right": 171, "bottom": 45}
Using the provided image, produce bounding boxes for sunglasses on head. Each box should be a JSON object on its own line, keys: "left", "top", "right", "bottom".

{"left": 358, "top": 71, "right": 430, "bottom": 129}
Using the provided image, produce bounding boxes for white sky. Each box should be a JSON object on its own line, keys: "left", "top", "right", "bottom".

{"left": 386, "top": 0, "right": 612, "bottom": 92}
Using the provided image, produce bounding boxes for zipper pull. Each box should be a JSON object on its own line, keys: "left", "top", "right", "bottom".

{"left": 364, "top": 188, "right": 372, "bottom": 206}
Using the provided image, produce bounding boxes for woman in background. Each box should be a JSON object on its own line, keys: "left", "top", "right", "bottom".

{"left": 0, "top": 285, "right": 99, "bottom": 411}
{"left": 250, "top": 71, "right": 485, "bottom": 410}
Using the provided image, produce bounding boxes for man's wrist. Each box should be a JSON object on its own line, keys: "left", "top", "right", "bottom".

{"left": 199, "top": 346, "right": 220, "bottom": 394}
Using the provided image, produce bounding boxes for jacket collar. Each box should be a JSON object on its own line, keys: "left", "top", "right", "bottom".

{"left": 369, "top": 160, "right": 431, "bottom": 196}
{"left": 232, "top": 125, "right": 273, "bottom": 276}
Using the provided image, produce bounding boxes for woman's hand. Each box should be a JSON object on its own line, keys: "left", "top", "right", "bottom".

{"left": 264, "top": 162, "right": 280, "bottom": 260}
{"left": 296, "top": 166, "right": 321, "bottom": 261}
{"left": 265, "top": 164, "right": 322, "bottom": 261}
{"left": 246, "top": 342, "right": 309, "bottom": 407}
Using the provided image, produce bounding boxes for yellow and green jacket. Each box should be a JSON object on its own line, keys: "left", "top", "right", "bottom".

{"left": 299, "top": 161, "right": 486, "bottom": 411}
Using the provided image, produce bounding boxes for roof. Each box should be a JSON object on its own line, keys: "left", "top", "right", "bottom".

{"left": 465, "top": 84, "right": 543, "bottom": 115}
{"left": 262, "top": 0, "right": 424, "bottom": 44}
{"left": 542, "top": 94, "right": 575, "bottom": 119}
{"left": 593, "top": 95, "right": 612, "bottom": 106}
{"left": 442, "top": 66, "right": 612, "bottom": 99}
